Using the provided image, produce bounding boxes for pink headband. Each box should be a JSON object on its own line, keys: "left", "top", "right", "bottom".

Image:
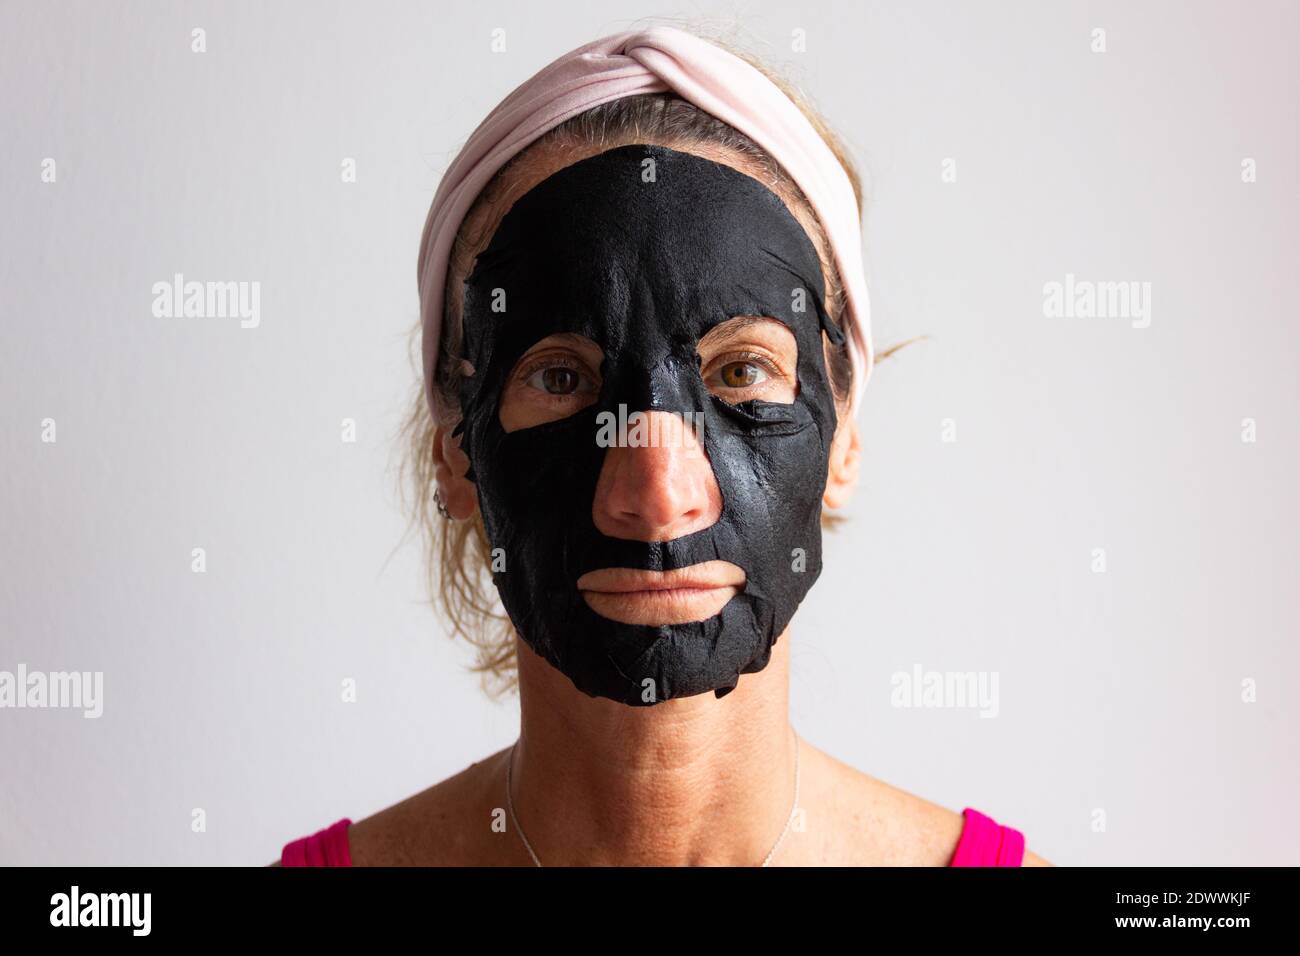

{"left": 417, "top": 25, "right": 874, "bottom": 419}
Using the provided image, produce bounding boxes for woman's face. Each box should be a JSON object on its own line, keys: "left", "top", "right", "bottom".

{"left": 443, "top": 140, "right": 858, "bottom": 706}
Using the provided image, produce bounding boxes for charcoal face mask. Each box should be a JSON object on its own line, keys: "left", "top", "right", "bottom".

{"left": 453, "top": 143, "right": 846, "bottom": 706}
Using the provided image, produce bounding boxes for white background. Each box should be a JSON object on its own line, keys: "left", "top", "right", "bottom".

{"left": 2, "top": 0, "right": 1296, "bottom": 865}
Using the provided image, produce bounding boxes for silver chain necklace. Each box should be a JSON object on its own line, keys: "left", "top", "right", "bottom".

{"left": 505, "top": 725, "right": 801, "bottom": 867}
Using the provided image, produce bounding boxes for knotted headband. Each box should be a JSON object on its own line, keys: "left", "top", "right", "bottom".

{"left": 417, "top": 25, "right": 874, "bottom": 418}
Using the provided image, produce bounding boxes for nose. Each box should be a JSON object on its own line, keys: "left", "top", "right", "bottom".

{"left": 592, "top": 410, "right": 722, "bottom": 543}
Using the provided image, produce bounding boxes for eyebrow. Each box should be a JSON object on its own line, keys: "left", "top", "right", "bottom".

{"left": 519, "top": 331, "right": 602, "bottom": 357}
{"left": 698, "top": 315, "right": 780, "bottom": 348}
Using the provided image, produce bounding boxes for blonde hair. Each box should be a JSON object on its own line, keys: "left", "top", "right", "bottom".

{"left": 399, "top": 27, "right": 879, "bottom": 700}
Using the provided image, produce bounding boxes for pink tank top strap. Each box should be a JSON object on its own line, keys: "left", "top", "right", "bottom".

{"left": 949, "top": 807, "right": 1025, "bottom": 867}
{"left": 280, "top": 817, "right": 353, "bottom": 867}
{"left": 278, "top": 809, "right": 1022, "bottom": 866}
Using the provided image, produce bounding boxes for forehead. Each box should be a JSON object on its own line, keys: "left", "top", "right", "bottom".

{"left": 464, "top": 144, "right": 826, "bottom": 347}
{"left": 484, "top": 143, "right": 801, "bottom": 242}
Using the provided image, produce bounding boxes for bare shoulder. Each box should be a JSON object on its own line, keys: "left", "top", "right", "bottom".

{"left": 818, "top": 750, "right": 1056, "bottom": 866}
{"left": 799, "top": 741, "right": 966, "bottom": 865}
{"left": 799, "top": 743, "right": 1053, "bottom": 866}
{"left": 345, "top": 746, "right": 512, "bottom": 866}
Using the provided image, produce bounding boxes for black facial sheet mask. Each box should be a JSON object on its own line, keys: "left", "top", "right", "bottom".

{"left": 453, "top": 144, "right": 846, "bottom": 706}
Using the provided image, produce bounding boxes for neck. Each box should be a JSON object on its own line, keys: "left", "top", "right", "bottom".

{"left": 508, "top": 631, "right": 798, "bottom": 866}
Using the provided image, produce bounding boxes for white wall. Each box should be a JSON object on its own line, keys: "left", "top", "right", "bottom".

{"left": 1, "top": 0, "right": 1296, "bottom": 865}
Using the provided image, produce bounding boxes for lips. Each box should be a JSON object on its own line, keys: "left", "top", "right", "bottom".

{"left": 577, "top": 560, "right": 746, "bottom": 626}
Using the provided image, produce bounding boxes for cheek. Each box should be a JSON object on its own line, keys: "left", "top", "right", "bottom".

{"left": 722, "top": 431, "right": 828, "bottom": 505}
{"left": 467, "top": 407, "right": 606, "bottom": 533}
{"left": 703, "top": 402, "right": 832, "bottom": 550}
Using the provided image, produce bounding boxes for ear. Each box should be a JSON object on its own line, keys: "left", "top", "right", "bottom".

{"left": 432, "top": 420, "right": 479, "bottom": 521}
{"left": 823, "top": 414, "right": 862, "bottom": 511}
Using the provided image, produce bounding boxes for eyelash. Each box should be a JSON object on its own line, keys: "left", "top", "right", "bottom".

{"left": 518, "top": 355, "right": 576, "bottom": 381}
{"left": 710, "top": 350, "right": 783, "bottom": 386}
{"left": 517, "top": 355, "right": 596, "bottom": 397}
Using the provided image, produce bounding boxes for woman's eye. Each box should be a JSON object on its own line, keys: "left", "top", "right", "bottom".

{"left": 521, "top": 360, "right": 596, "bottom": 397}
{"left": 718, "top": 360, "right": 768, "bottom": 389}
{"left": 534, "top": 366, "right": 577, "bottom": 394}
{"left": 706, "top": 352, "right": 783, "bottom": 394}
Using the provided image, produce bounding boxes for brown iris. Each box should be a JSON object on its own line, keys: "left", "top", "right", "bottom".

{"left": 542, "top": 366, "right": 579, "bottom": 394}
{"left": 719, "top": 361, "right": 761, "bottom": 388}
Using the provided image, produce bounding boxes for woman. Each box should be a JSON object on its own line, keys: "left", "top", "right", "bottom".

{"left": 276, "top": 24, "right": 1049, "bottom": 867}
